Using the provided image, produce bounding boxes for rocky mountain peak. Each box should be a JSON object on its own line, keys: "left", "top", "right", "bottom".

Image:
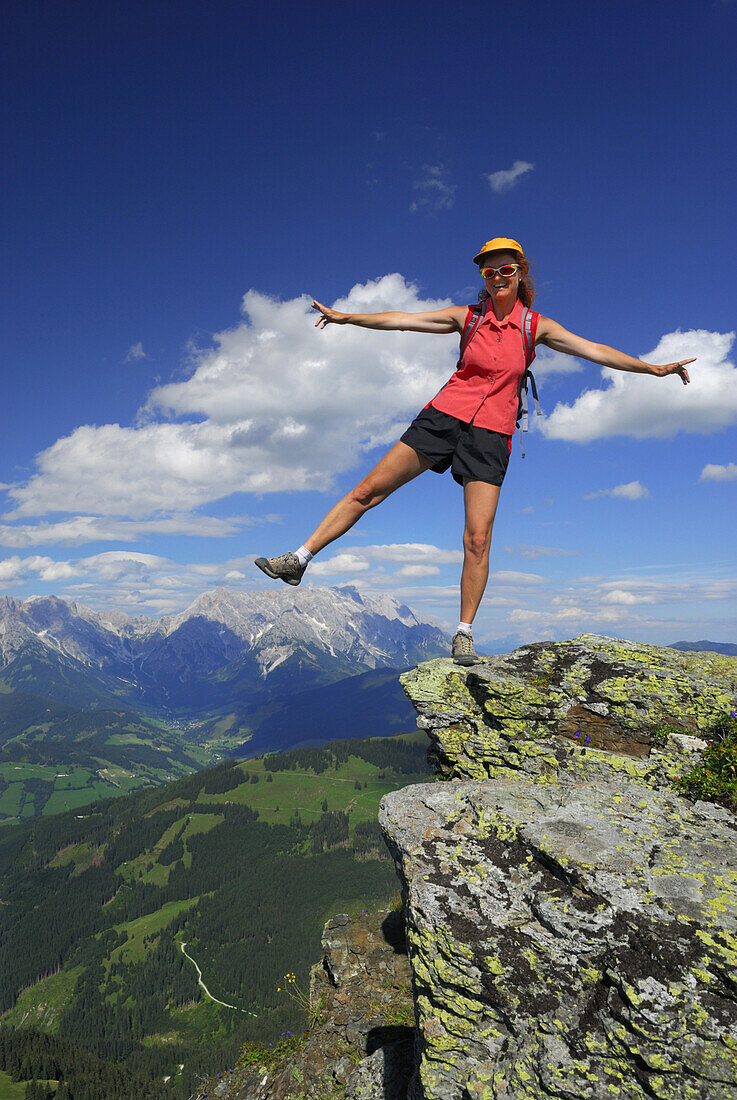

{"left": 0, "top": 586, "right": 449, "bottom": 713}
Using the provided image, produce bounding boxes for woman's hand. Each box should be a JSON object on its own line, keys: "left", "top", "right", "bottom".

{"left": 312, "top": 300, "right": 347, "bottom": 329}
{"left": 649, "top": 359, "right": 694, "bottom": 385}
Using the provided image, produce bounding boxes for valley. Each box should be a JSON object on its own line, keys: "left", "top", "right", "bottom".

{"left": 0, "top": 732, "right": 431, "bottom": 1098}
{"left": 0, "top": 587, "right": 444, "bottom": 824}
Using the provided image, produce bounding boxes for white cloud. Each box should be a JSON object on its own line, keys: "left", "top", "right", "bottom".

{"left": 0, "top": 550, "right": 265, "bottom": 612}
{"left": 6, "top": 539, "right": 734, "bottom": 637}
{"left": 309, "top": 542, "right": 462, "bottom": 576}
{"left": 486, "top": 160, "right": 534, "bottom": 193}
{"left": 410, "top": 165, "right": 455, "bottom": 213}
{"left": 125, "top": 342, "right": 147, "bottom": 362}
{"left": 531, "top": 345, "right": 584, "bottom": 376}
{"left": 583, "top": 481, "right": 650, "bottom": 501}
{"left": 496, "top": 570, "right": 737, "bottom": 643}
{"left": 7, "top": 278, "right": 459, "bottom": 519}
{"left": 358, "top": 543, "right": 462, "bottom": 565}
{"left": 542, "top": 329, "right": 737, "bottom": 442}
{"left": 701, "top": 462, "right": 737, "bottom": 481}
{"left": 594, "top": 576, "right": 737, "bottom": 607}
{"left": 509, "top": 605, "right": 585, "bottom": 625}
{"left": 0, "top": 555, "right": 59, "bottom": 582}
{"left": 492, "top": 570, "right": 547, "bottom": 586}
{"left": 0, "top": 540, "right": 469, "bottom": 612}
{"left": 0, "top": 550, "right": 171, "bottom": 585}
{"left": 0, "top": 513, "right": 277, "bottom": 548}
{"left": 309, "top": 553, "right": 372, "bottom": 576}
{"left": 601, "top": 589, "right": 655, "bottom": 605}
{"left": 81, "top": 551, "right": 172, "bottom": 580}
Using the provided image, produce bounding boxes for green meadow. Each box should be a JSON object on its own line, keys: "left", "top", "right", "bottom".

{"left": 0, "top": 1069, "right": 32, "bottom": 1099}
{"left": 0, "top": 762, "right": 150, "bottom": 826}
{"left": 1, "top": 969, "right": 84, "bottom": 1034}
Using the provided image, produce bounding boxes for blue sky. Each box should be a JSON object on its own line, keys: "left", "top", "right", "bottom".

{"left": 2, "top": 0, "right": 736, "bottom": 646}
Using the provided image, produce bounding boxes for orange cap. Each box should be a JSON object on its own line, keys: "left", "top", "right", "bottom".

{"left": 473, "top": 238, "right": 525, "bottom": 266}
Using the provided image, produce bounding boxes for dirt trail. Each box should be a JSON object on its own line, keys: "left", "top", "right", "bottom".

{"left": 179, "top": 941, "right": 257, "bottom": 1016}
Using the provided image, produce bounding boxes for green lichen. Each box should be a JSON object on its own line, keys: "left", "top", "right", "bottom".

{"left": 388, "top": 638, "right": 737, "bottom": 1100}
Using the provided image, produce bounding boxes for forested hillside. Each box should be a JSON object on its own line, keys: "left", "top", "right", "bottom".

{"left": 0, "top": 733, "right": 430, "bottom": 1098}
{"left": 0, "top": 666, "right": 419, "bottom": 826}
{"left": 0, "top": 691, "right": 207, "bottom": 824}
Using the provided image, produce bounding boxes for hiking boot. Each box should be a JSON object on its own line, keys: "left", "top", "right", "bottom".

{"left": 452, "top": 631, "right": 479, "bottom": 666}
{"left": 254, "top": 551, "right": 306, "bottom": 586}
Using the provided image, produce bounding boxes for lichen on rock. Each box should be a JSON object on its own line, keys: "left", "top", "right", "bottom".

{"left": 400, "top": 634, "right": 737, "bottom": 787}
{"left": 196, "top": 636, "right": 737, "bottom": 1100}
{"left": 379, "top": 635, "right": 737, "bottom": 1099}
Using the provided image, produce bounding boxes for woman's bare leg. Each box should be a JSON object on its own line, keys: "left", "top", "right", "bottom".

{"left": 304, "top": 441, "right": 434, "bottom": 555}
{"left": 460, "top": 480, "right": 501, "bottom": 624}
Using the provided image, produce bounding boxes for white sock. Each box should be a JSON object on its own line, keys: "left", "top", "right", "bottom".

{"left": 456, "top": 621, "right": 473, "bottom": 636}
{"left": 294, "top": 545, "right": 313, "bottom": 567}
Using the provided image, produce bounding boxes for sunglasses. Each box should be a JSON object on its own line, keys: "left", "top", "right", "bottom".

{"left": 480, "top": 263, "right": 521, "bottom": 279}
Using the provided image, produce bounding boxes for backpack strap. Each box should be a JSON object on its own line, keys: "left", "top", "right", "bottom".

{"left": 517, "top": 308, "right": 542, "bottom": 458}
{"left": 456, "top": 297, "right": 490, "bottom": 367}
{"left": 520, "top": 307, "right": 537, "bottom": 369}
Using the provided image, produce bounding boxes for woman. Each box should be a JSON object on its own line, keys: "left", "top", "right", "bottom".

{"left": 255, "top": 237, "right": 693, "bottom": 665}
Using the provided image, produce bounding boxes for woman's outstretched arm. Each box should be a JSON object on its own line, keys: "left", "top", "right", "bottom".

{"left": 536, "top": 317, "right": 694, "bottom": 385}
{"left": 311, "top": 299, "right": 467, "bottom": 334}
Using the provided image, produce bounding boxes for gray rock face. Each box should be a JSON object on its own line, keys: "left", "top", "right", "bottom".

{"left": 380, "top": 779, "right": 737, "bottom": 1099}
{"left": 378, "top": 636, "right": 737, "bottom": 1099}
{"left": 399, "top": 634, "right": 737, "bottom": 783}
{"left": 198, "top": 636, "right": 737, "bottom": 1100}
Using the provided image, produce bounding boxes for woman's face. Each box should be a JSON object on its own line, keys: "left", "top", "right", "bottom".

{"left": 479, "top": 251, "right": 521, "bottom": 305}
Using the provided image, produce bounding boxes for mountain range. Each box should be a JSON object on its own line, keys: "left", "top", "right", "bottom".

{"left": 668, "top": 639, "right": 737, "bottom": 657}
{"left": 0, "top": 586, "right": 449, "bottom": 715}
{"left": 0, "top": 586, "right": 448, "bottom": 822}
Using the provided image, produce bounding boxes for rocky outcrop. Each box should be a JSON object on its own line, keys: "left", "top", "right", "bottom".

{"left": 195, "top": 908, "right": 416, "bottom": 1100}
{"left": 196, "top": 635, "right": 737, "bottom": 1100}
{"left": 400, "top": 634, "right": 735, "bottom": 783}
{"left": 379, "top": 635, "right": 737, "bottom": 1099}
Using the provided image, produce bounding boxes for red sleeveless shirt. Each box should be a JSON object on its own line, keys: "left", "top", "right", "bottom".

{"left": 430, "top": 298, "right": 538, "bottom": 434}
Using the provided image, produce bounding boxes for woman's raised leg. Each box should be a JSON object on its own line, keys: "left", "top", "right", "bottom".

{"left": 304, "top": 441, "right": 434, "bottom": 554}
{"left": 255, "top": 441, "right": 434, "bottom": 584}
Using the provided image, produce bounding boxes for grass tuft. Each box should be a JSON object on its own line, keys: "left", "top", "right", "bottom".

{"left": 674, "top": 711, "right": 737, "bottom": 813}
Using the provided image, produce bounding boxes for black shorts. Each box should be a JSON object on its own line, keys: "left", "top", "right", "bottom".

{"left": 400, "top": 405, "right": 512, "bottom": 487}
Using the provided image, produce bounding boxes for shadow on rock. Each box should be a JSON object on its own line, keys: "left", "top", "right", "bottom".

{"left": 345, "top": 1025, "right": 415, "bottom": 1100}
{"left": 381, "top": 909, "right": 408, "bottom": 955}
